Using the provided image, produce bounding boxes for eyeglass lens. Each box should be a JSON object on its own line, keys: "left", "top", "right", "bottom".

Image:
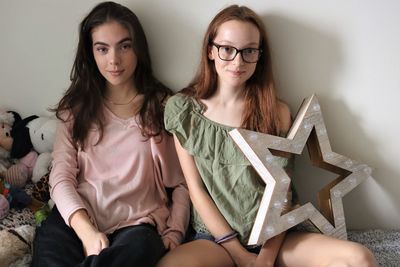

{"left": 217, "top": 45, "right": 260, "bottom": 63}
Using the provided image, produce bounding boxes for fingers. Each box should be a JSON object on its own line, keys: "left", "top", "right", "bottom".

{"left": 163, "top": 237, "right": 178, "bottom": 251}
{"left": 83, "top": 232, "right": 109, "bottom": 256}
{"left": 168, "top": 241, "right": 177, "bottom": 250}
{"left": 100, "top": 233, "right": 109, "bottom": 250}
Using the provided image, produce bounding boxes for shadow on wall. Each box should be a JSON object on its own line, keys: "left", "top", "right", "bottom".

{"left": 261, "top": 13, "right": 399, "bottom": 229}
{"left": 329, "top": 98, "right": 400, "bottom": 229}
{"left": 262, "top": 13, "right": 343, "bottom": 107}
{"left": 125, "top": 2, "right": 204, "bottom": 91}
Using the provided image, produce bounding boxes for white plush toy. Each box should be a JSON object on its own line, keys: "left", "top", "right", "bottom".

{"left": 27, "top": 117, "right": 57, "bottom": 183}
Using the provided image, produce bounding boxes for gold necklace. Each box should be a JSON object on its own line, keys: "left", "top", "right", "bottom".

{"left": 105, "top": 91, "right": 139, "bottom": 106}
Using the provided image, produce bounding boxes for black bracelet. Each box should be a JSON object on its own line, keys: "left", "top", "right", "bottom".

{"left": 215, "top": 230, "right": 238, "bottom": 244}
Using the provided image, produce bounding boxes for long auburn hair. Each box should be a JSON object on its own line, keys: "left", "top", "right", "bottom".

{"left": 55, "top": 1, "right": 171, "bottom": 148}
{"left": 184, "top": 5, "right": 281, "bottom": 135}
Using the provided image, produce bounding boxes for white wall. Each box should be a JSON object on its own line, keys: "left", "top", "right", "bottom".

{"left": 1, "top": 0, "right": 399, "bottom": 230}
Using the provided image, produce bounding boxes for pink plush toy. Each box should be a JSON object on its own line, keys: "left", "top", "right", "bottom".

{"left": 0, "top": 113, "right": 38, "bottom": 188}
{"left": 0, "top": 108, "right": 17, "bottom": 173}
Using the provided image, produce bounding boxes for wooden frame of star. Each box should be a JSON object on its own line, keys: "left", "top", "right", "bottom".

{"left": 229, "top": 94, "right": 373, "bottom": 246}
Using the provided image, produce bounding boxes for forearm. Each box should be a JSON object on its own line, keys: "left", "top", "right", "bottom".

{"left": 173, "top": 135, "right": 247, "bottom": 254}
{"left": 69, "top": 209, "right": 109, "bottom": 256}
{"left": 190, "top": 189, "right": 254, "bottom": 264}
{"left": 69, "top": 209, "right": 98, "bottom": 239}
{"left": 50, "top": 179, "right": 86, "bottom": 226}
{"left": 190, "top": 187, "right": 233, "bottom": 236}
{"left": 163, "top": 184, "right": 190, "bottom": 244}
{"left": 256, "top": 232, "right": 286, "bottom": 266}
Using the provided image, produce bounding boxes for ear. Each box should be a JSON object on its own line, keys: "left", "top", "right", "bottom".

{"left": 208, "top": 45, "right": 215, "bottom": 61}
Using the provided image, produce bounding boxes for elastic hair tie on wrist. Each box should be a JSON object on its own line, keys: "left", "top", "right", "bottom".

{"left": 215, "top": 230, "right": 238, "bottom": 244}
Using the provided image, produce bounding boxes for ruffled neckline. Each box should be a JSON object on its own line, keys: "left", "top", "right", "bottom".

{"left": 189, "top": 97, "right": 237, "bottom": 130}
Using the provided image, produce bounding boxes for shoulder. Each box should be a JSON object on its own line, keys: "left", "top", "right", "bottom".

{"left": 165, "top": 93, "right": 193, "bottom": 116}
{"left": 164, "top": 93, "right": 194, "bottom": 133}
{"left": 166, "top": 93, "right": 190, "bottom": 107}
{"left": 277, "top": 100, "right": 292, "bottom": 134}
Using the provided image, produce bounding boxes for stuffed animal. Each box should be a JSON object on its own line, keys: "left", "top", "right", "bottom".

{"left": 0, "top": 194, "right": 9, "bottom": 219}
{"left": 34, "top": 200, "right": 53, "bottom": 226}
{"left": 0, "top": 109, "right": 21, "bottom": 173}
{"left": 0, "top": 225, "right": 35, "bottom": 267}
{"left": 0, "top": 178, "right": 32, "bottom": 211}
{"left": 0, "top": 115, "right": 38, "bottom": 188}
{"left": 32, "top": 171, "right": 51, "bottom": 203}
{"left": 0, "top": 178, "right": 11, "bottom": 219}
{"left": 27, "top": 116, "right": 57, "bottom": 183}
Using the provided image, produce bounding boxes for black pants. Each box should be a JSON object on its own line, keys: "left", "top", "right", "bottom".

{"left": 31, "top": 207, "right": 165, "bottom": 267}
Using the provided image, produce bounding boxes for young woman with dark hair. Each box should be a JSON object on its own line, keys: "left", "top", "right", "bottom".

{"left": 32, "top": 2, "right": 189, "bottom": 266}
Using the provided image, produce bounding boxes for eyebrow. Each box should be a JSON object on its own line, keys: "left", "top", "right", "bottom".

{"left": 216, "top": 40, "right": 259, "bottom": 47}
{"left": 93, "top": 37, "right": 132, "bottom": 46}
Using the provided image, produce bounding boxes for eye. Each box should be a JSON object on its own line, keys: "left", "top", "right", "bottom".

{"left": 243, "top": 48, "right": 259, "bottom": 55}
{"left": 1, "top": 123, "right": 4, "bottom": 128}
{"left": 120, "top": 43, "right": 132, "bottom": 51}
{"left": 220, "top": 46, "right": 235, "bottom": 54}
{"left": 95, "top": 46, "right": 108, "bottom": 54}
{"left": 41, "top": 133, "right": 44, "bottom": 140}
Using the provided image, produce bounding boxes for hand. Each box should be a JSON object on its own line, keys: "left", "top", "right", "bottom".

{"left": 251, "top": 255, "right": 273, "bottom": 267}
{"left": 243, "top": 254, "right": 273, "bottom": 267}
{"left": 81, "top": 229, "right": 109, "bottom": 256}
{"left": 231, "top": 250, "right": 257, "bottom": 267}
{"left": 162, "top": 236, "right": 177, "bottom": 251}
{"left": 69, "top": 209, "right": 109, "bottom": 256}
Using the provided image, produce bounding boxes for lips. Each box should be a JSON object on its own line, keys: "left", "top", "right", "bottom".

{"left": 229, "top": 70, "right": 245, "bottom": 76}
{"left": 108, "top": 70, "right": 124, "bottom": 76}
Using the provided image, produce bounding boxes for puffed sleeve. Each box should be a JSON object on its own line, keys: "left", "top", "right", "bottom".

{"left": 164, "top": 94, "right": 194, "bottom": 149}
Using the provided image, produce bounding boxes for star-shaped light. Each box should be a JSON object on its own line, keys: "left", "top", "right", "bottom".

{"left": 229, "top": 94, "right": 372, "bottom": 246}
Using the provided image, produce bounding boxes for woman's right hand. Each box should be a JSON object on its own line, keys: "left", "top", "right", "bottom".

{"left": 69, "top": 209, "right": 109, "bottom": 256}
{"left": 80, "top": 229, "right": 109, "bottom": 256}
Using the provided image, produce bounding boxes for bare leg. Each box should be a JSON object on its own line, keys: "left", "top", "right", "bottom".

{"left": 276, "top": 232, "right": 378, "bottom": 267}
{"left": 157, "top": 239, "right": 234, "bottom": 267}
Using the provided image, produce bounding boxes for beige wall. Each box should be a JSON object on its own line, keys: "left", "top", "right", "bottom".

{"left": 1, "top": 0, "right": 399, "bottom": 230}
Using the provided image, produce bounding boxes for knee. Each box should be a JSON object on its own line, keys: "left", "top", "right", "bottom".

{"left": 349, "top": 244, "right": 378, "bottom": 267}
{"left": 325, "top": 243, "right": 378, "bottom": 267}
{"left": 156, "top": 252, "right": 191, "bottom": 267}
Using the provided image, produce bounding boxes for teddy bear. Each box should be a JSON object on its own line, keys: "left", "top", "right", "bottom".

{"left": 26, "top": 116, "right": 57, "bottom": 183}
{"left": 0, "top": 225, "right": 35, "bottom": 267}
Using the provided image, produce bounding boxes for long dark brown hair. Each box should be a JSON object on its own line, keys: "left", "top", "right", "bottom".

{"left": 184, "top": 5, "right": 281, "bottom": 135}
{"left": 55, "top": 1, "right": 171, "bottom": 148}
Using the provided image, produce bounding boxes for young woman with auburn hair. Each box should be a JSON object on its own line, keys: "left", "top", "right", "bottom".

{"left": 158, "top": 5, "right": 378, "bottom": 267}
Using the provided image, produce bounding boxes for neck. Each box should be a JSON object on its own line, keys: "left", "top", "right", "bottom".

{"left": 212, "top": 84, "right": 245, "bottom": 106}
{"left": 105, "top": 84, "right": 138, "bottom": 106}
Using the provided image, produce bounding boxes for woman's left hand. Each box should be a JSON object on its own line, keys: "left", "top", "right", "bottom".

{"left": 162, "top": 236, "right": 177, "bottom": 251}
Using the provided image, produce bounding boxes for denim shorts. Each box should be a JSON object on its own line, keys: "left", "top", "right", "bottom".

{"left": 185, "top": 228, "right": 261, "bottom": 254}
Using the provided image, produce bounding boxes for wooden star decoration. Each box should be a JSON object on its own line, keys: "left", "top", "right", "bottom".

{"left": 229, "top": 94, "right": 373, "bottom": 246}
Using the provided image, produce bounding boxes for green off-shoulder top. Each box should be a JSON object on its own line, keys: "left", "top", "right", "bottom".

{"left": 164, "top": 93, "right": 291, "bottom": 244}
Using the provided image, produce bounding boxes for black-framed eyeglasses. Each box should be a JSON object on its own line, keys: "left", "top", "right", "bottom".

{"left": 211, "top": 42, "right": 262, "bottom": 63}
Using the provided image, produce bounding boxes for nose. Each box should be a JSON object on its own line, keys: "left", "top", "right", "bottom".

{"left": 109, "top": 49, "right": 120, "bottom": 66}
{"left": 232, "top": 51, "right": 245, "bottom": 65}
